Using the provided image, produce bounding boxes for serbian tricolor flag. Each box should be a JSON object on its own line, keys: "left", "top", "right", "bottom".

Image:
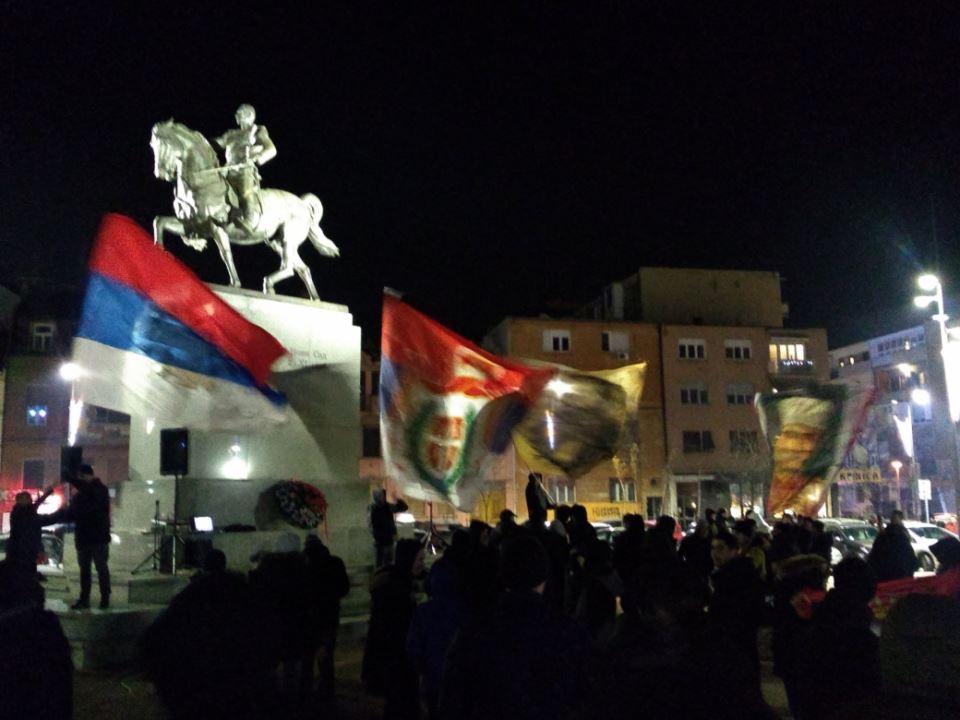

{"left": 380, "top": 294, "right": 555, "bottom": 510}
{"left": 70, "top": 214, "right": 289, "bottom": 430}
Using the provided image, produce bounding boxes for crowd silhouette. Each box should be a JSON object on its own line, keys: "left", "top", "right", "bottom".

{"left": 4, "top": 501, "right": 960, "bottom": 720}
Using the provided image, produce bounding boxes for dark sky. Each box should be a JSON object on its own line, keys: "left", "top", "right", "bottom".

{"left": 3, "top": 2, "right": 960, "bottom": 349}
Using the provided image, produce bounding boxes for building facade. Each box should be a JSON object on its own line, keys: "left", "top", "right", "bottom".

{"left": 830, "top": 322, "right": 958, "bottom": 518}
{"left": 0, "top": 283, "right": 129, "bottom": 530}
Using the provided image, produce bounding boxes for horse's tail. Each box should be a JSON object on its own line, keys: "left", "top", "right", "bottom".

{"left": 303, "top": 194, "right": 340, "bottom": 257}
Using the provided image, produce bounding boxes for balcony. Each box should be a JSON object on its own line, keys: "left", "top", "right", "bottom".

{"left": 769, "top": 359, "right": 815, "bottom": 376}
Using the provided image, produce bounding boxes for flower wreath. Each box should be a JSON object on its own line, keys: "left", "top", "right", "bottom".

{"left": 273, "top": 480, "right": 329, "bottom": 531}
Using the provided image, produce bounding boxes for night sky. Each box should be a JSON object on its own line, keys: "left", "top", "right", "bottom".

{"left": 3, "top": 2, "right": 960, "bottom": 349}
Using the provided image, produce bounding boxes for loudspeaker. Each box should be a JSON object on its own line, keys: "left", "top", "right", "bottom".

{"left": 160, "top": 428, "right": 189, "bottom": 476}
{"left": 60, "top": 445, "right": 83, "bottom": 479}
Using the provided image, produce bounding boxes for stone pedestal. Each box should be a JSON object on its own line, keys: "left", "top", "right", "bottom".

{"left": 119, "top": 286, "right": 367, "bottom": 567}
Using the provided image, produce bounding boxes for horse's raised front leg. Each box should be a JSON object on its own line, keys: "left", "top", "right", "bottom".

{"left": 212, "top": 226, "right": 242, "bottom": 288}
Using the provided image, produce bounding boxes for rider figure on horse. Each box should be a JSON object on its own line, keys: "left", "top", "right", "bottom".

{"left": 216, "top": 104, "right": 276, "bottom": 235}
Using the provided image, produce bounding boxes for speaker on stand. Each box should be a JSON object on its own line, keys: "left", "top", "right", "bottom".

{"left": 132, "top": 428, "right": 190, "bottom": 576}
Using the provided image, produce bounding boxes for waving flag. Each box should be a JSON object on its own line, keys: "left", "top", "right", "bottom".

{"left": 759, "top": 384, "right": 874, "bottom": 517}
{"left": 512, "top": 363, "right": 646, "bottom": 478}
{"left": 380, "top": 294, "right": 555, "bottom": 510}
{"left": 70, "top": 214, "right": 289, "bottom": 430}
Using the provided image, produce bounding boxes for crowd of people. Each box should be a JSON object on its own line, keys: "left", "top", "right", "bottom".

{"left": 6, "top": 478, "right": 960, "bottom": 720}
{"left": 360, "top": 482, "right": 960, "bottom": 720}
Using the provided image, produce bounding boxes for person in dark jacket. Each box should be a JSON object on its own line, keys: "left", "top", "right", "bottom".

{"left": 407, "top": 553, "right": 468, "bottom": 719}
{"left": 524, "top": 472, "right": 555, "bottom": 521}
{"left": 43, "top": 463, "right": 111, "bottom": 609}
{"left": 143, "top": 556, "right": 283, "bottom": 720}
{"left": 441, "top": 532, "right": 590, "bottom": 720}
{"left": 796, "top": 557, "right": 880, "bottom": 719}
{"left": 5, "top": 488, "right": 53, "bottom": 568}
{"left": 868, "top": 520, "right": 919, "bottom": 582}
{"left": 370, "top": 488, "right": 409, "bottom": 568}
{"left": 0, "top": 560, "right": 73, "bottom": 720}
{"left": 584, "top": 564, "right": 774, "bottom": 720}
{"left": 770, "top": 554, "right": 830, "bottom": 719}
{"left": 678, "top": 518, "right": 713, "bottom": 580}
{"left": 709, "top": 532, "right": 764, "bottom": 670}
{"left": 362, "top": 538, "right": 424, "bottom": 719}
{"left": 303, "top": 534, "right": 350, "bottom": 700}
{"left": 248, "top": 534, "right": 312, "bottom": 706}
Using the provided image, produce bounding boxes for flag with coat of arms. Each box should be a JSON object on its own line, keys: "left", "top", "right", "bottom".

{"left": 379, "top": 294, "right": 556, "bottom": 510}
{"left": 380, "top": 294, "right": 648, "bottom": 511}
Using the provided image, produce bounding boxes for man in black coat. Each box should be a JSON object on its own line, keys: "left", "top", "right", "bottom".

{"left": 369, "top": 488, "right": 409, "bottom": 568}
{"left": 868, "top": 516, "right": 919, "bottom": 582}
{"left": 44, "top": 463, "right": 111, "bottom": 609}
{"left": 709, "top": 532, "right": 764, "bottom": 670}
{"left": 524, "top": 472, "right": 555, "bottom": 521}
{"left": 6, "top": 487, "right": 53, "bottom": 568}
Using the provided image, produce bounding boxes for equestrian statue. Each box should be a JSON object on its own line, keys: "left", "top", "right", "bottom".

{"left": 150, "top": 104, "right": 339, "bottom": 300}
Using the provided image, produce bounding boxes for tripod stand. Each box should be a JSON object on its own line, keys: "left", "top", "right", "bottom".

{"left": 131, "top": 473, "right": 186, "bottom": 575}
{"left": 420, "top": 501, "right": 449, "bottom": 556}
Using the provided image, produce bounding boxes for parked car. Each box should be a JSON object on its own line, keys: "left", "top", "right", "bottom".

{"left": 821, "top": 519, "right": 878, "bottom": 564}
{"left": 932, "top": 513, "right": 958, "bottom": 534}
{"left": 903, "top": 521, "right": 958, "bottom": 571}
{"left": 0, "top": 531, "right": 65, "bottom": 576}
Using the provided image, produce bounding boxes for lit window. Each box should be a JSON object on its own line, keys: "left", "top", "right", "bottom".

{"left": 27, "top": 404, "right": 48, "bottom": 426}
{"left": 770, "top": 340, "right": 809, "bottom": 370}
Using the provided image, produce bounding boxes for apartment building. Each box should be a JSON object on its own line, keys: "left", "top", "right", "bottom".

{"left": 830, "top": 322, "right": 958, "bottom": 517}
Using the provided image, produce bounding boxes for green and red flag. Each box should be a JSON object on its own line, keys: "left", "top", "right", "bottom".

{"left": 758, "top": 384, "right": 874, "bottom": 517}
{"left": 379, "top": 294, "right": 555, "bottom": 510}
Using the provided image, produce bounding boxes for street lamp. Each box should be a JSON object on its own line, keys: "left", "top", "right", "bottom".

{"left": 59, "top": 362, "right": 83, "bottom": 447}
{"left": 914, "top": 273, "right": 949, "bottom": 357}
{"left": 914, "top": 274, "right": 959, "bottom": 422}
{"left": 914, "top": 273, "right": 960, "bottom": 520}
{"left": 891, "top": 459, "right": 903, "bottom": 511}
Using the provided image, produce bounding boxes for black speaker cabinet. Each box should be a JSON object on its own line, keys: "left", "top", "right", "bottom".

{"left": 60, "top": 445, "right": 83, "bottom": 478}
{"left": 160, "top": 428, "right": 189, "bottom": 476}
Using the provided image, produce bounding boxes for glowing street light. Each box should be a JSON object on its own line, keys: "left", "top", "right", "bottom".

{"left": 59, "top": 362, "right": 82, "bottom": 382}
{"left": 59, "top": 362, "right": 83, "bottom": 447}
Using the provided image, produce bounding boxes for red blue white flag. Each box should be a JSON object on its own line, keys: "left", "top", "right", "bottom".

{"left": 71, "top": 214, "right": 290, "bottom": 430}
{"left": 380, "top": 294, "right": 555, "bottom": 510}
